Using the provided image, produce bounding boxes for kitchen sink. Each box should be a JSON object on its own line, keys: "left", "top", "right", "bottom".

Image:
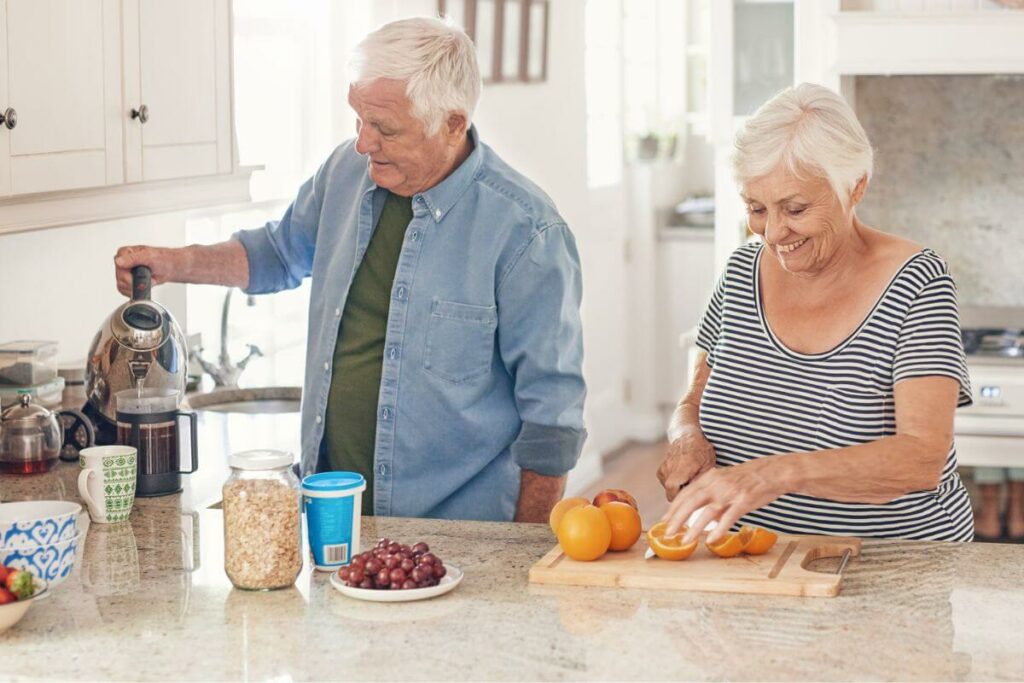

{"left": 186, "top": 386, "right": 302, "bottom": 414}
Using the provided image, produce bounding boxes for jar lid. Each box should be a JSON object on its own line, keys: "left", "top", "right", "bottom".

{"left": 302, "top": 471, "right": 365, "bottom": 492}
{"left": 229, "top": 449, "right": 294, "bottom": 470}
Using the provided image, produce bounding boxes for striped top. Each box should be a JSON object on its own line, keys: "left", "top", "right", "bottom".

{"left": 696, "top": 241, "right": 974, "bottom": 541}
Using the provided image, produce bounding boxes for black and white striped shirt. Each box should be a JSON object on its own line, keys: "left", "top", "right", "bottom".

{"left": 696, "top": 241, "right": 974, "bottom": 541}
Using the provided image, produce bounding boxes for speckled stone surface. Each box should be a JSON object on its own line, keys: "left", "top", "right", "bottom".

{"left": 856, "top": 74, "right": 1024, "bottom": 307}
{"left": 3, "top": 422, "right": 1024, "bottom": 679}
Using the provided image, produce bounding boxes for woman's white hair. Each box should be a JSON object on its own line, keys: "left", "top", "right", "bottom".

{"left": 733, "top": 83, "right": 874, "bottom": 208}
{"left": 350, "top": 17, "right": 482, "bottom": 136}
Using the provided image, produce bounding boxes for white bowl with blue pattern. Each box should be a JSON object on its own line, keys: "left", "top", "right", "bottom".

{"left": 0, "top": 501, "right": 81, "bottom": 548}
{"left": 1, "top": 531, "right": 84, "bottom": 586}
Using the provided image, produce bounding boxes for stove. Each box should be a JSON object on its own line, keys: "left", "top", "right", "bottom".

{"left": 955, "top": 308, "right": 1024, "bottom": 467}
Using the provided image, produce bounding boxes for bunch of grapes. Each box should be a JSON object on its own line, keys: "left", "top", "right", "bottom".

{"left": 337, "top": 538, "right": 448, "bottom": 590}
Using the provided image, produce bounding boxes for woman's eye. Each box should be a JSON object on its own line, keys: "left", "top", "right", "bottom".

{"left": 749, "top": 207, "right": 765, "bottom": 215}
{"left": 787, "top": 208, "right": 806, "bottom": 216}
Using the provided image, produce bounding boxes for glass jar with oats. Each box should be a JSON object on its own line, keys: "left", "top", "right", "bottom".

{"left": 222, "top": 450, "right": 302, "bottom": 590}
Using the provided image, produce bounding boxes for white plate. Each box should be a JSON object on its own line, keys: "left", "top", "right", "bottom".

{"left": 329, "top": 565, "right": 463, "bottom": 602}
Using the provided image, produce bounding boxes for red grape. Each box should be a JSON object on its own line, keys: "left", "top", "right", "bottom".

{"left": 412, "top": 542, "right": 429, "bottom": 555}
{"left": 400, "top": 558, "right": 415, "bottom": 572}
{"left": 385, "top": 555, "right": 400, "bottom": 570}
{"left": 349, "top": 567, "right": 365, "bottom": 584}
{"left": 419, "top": 553, "right": 437, "bottom": 565}
{"left": 433, "top": 564, "right": 447, "bottom": 579}
{"left": 411, "top": 567, "right": 428, "bottom": 583}
{"left": 338, "top": 567, "right": 350, "bottom": 582}
{"left": 390, "top": 567, "right": 407, "bottom": 584}
{"left": 402, "top": 579, "right": 418, "bottom": 590}
{"left": 359, "top": 578, "right": 374, "bottom": 589}
{"left": 365, "top": 558, "right": 382, "bottom": 575}
{"left": 376, "top": 569, "right": 391, "bottom": 586}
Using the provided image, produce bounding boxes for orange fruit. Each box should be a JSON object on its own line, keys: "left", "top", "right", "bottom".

{"left": 548, "top": 496, "right": 589, "bottom": 535}
{"left": 740, "top": 526, "right": 778, "bottom": 555}
{"left": 706, "top": 527, "right": 753, "bottom": 558}
{"left": 646, "top": 521, "right": 699, "bottom": 561}
{"left": 592, "top": 488, "right": 639, "bottom": 510}
{"left": 599, "top": 501, "right": 642, "bottom": 551}
{"left": 556, "top": 504, "right": 612, "bottom": 561}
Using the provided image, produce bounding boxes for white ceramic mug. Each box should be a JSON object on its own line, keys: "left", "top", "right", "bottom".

{"left": 78, "top": 446, "right": 137, "bottom": 524}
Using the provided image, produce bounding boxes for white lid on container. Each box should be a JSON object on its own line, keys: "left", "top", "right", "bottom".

{"left": 229, "top": 449, "right": 294, "bottom": 470}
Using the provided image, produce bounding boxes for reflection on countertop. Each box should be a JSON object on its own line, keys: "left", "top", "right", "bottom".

{"left": 2, "top": 410, "right": 1024, "bottom": 679}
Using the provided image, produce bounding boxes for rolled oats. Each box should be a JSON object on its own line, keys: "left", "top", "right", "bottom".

{"left": 223, "top": 477, "right": 301, "bottom": 590}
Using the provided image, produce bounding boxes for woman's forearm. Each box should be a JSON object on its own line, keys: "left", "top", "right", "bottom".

{"left": 773, "top": 435, "right": 947, "bottom": 504}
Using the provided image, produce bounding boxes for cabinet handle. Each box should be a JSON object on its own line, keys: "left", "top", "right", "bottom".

{"left": 131, "top": 105, "right": 149, "bottom": 124}
{"left": 0, "top": 107, "right": 16, "bottom": 130}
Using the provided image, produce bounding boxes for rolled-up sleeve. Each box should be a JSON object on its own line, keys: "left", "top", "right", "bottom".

{"left": 496, "top": 222, "right": 587, "bottom": 476}
{"left": 234, "top": 158, "right": 330, "bottom": 294}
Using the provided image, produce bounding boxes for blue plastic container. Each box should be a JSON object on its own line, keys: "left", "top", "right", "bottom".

{"left": 301, "top": 471, "right": 366, "bottom": 571}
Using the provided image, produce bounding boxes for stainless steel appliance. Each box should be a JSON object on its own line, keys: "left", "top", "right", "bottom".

{"left": 84, "top": 266, "right": 188, "bottom": 429}
{"left": 954, "top": 307, "right": 1024, "bottom": 468}
{"left": 115, "top": 388, "right": 197, "bottom": 497}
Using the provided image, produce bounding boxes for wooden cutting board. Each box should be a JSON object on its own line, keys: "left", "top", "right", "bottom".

{"left": 529, "top": 532, "right": 862, "bottom": 597}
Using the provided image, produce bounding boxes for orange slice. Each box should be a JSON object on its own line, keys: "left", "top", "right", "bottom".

{"left": 706, "top": 527, "right": 753, "bottom": 558}
{"left": 740, "top": 526, "right": 778, "bottom": 555}
{"left": 646, "top": 521, "right": 699, "bottom": 561}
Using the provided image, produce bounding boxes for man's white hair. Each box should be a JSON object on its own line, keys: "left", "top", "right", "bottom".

{"left": 733, "top": 83, "right": 874, "bottom": 208}
{"left": 350, "top": 17, "right": 482, "bottom": 136}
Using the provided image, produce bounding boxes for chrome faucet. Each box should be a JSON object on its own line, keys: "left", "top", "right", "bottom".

{"left": 190, "top": 288, "right": 264, "bottom": 388}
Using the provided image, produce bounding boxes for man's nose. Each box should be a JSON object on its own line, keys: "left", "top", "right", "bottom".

{"left": 355, "top": 125, "right": 379, "bottom": 155}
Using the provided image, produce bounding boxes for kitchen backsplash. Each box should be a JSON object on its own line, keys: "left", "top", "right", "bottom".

{"left": 855, "top": 74, "right": 1024, "bottom": 308}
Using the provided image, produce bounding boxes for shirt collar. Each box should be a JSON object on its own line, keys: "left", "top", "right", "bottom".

{"left": 415, "top": 125, "right": 483, "bottom": 224}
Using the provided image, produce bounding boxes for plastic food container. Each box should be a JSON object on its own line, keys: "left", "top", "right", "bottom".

{"left": 0, "top": 377, "right": 64, "bottom": 411}
{"left": 0, "top": 341, "right": 58, "bottom": 386}
{"left": 302, "top": 471, "right": 366, "bottom": 571}
{"left": 222, "top": 450, "right": 302, "bottom": 590}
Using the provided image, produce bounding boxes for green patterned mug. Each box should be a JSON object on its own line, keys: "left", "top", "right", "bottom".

{"left": 79, "top": 446, "right": 137, "bottom": 524}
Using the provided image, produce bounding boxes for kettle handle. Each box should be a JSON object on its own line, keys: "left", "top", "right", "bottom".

{"left": 132, "top": 266, "right": 152, "bottom": 301}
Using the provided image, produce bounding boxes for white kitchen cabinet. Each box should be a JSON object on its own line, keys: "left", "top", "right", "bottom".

{"left": 123, "top": 0, "right": 233, "bottom": 182}
{"left": 0, "top": 0, "right": 122, "bottom": 196}
{"left": 0, "top": 0, "right": 249, "bottom": 234}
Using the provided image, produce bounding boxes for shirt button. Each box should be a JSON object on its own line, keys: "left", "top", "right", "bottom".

{"left": 416, "top": 196, "right": 424, "bottom": 203}
{"left": 410, "top": 231, "right": 418, "bottom": 241}
{"left": 335, "top": 307, "right": 341, "bottom": 316}
{"left": 434, "top": 209, "right": 442, "bottom": 219}
{"left": 323, "top": 361, "right": 329, "bottom": 371}
{"left": 388, "top": 347, "right": 398, "bottom": 360}
{"left": 396, "top": 286, "right": 406, "bottom": 300}
{"left": 378, "top": 464, "right": 387, "bottom": 476}
{"left": 381, "top": 407, "right": 390, "bottom": 420}
{"left": 315, "top": 415, "right": 322, "bottom": 424}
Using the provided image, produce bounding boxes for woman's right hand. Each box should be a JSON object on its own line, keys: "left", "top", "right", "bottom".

{"left": 656, "top": 427, "right": 716, "bottom": 501}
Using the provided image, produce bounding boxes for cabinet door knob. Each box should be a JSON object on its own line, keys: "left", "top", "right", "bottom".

{"left": 131, "top": 105, "right": 149, "bottom": 124}
{"left": 0, "top": 107, "right": 16, "bottom": 130}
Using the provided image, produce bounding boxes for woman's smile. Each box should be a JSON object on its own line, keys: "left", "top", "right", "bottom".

{"left": 776, "top": 237, "right": 809, "bottom": 254}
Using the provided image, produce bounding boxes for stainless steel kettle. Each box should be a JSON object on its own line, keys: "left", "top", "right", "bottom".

{"left": 85, "top": 266, "right": 187, "bottom": 425}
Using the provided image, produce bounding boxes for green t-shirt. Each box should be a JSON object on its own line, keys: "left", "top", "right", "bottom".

{"left": 323, "top": 191, "right": 413, "bottom": 515}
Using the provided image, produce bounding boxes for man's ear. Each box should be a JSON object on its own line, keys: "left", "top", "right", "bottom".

{"left": 445, "top": 112, "right": 468, "bottom": 143}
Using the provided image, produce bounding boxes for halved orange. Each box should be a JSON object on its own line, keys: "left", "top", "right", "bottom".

{"left": 740, "top": 526, "right": 778, "bottom": 555}
{"left": 646, "top": 521, "right": 699, "bottom": 561}
{"left": 706, "top": 527, "right": 753, "bottom": 558}
{"left": 549, "top": 496, "right": 589, "bottom": 535}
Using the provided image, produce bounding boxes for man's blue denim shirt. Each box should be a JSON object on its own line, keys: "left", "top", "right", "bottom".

{"left": 235, "top": 127, "right": 587, "bottom": 521}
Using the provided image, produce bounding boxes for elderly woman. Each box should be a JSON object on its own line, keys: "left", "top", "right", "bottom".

{"left": 659, "top": 83, "right": 974, "bottom": 543}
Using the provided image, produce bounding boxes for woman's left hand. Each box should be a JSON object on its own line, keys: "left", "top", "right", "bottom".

{"left": 661, "top": 457, "right": 785, "bottom": 545}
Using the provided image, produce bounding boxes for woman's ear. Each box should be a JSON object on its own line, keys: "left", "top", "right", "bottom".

{"left": 849, "top": 174, "right": 869, "bottom": 208}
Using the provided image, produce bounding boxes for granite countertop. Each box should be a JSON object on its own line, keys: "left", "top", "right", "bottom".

{"left": 2, "top": 417, "right": 1024, "bottom": 680}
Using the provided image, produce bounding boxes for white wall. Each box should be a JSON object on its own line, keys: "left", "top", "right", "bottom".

{"left": 0, "top": 214, "right": 189, "bottom": 367}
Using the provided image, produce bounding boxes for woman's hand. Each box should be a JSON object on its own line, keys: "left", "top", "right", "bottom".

{"left": 661, "top": 457, "right": 785, "bottom": 545}
{"left": 656, "top": 427, "right": 717, "bottom": 502}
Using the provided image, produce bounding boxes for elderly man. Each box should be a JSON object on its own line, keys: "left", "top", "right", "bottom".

{"left": 114, "top": 18, "right": 587, "bottom": 522}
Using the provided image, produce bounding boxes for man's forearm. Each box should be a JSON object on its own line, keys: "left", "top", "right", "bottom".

{"left": 176, "top": 239, "right": 250, "bottom": 289}
{"left": 514, "top": 470, "right": 567, "bottom": 523}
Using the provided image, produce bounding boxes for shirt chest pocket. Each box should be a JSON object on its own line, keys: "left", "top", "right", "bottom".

{"left": 423, "top": 300, "right": 498, "bottom": 384}
{"left": 814, "top": 385, "right": 888, "bottom": 449}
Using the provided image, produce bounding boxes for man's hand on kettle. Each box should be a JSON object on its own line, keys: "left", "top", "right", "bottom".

{"left": 114, "top": 245, "right": 178, "bottom": 297}
{"left": 656, "top": 427, "right": 716, "bottom": 502}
